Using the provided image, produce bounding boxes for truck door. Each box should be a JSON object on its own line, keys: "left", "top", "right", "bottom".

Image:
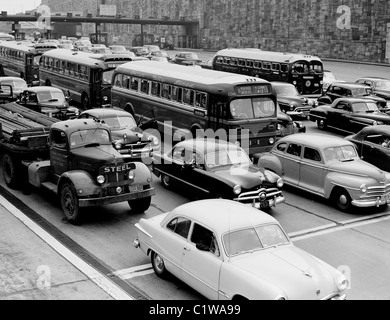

{"left": 50, "top": 129, "right": 70, "bottom": 176}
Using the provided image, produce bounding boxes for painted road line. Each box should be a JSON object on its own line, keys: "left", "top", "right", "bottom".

{"left": 112, "top": 264, "right": 154, "bottom": 280}
{"left": 0, "top": 195, "right": 134, "bottom": 300}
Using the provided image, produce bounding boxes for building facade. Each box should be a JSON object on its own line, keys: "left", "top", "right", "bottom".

{"left": 41, "top": 0, "right": 390, "bottom": 63}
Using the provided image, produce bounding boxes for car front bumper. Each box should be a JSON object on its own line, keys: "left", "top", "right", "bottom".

{"left": 234, "top": 188, "right": 285, "bottom": 209}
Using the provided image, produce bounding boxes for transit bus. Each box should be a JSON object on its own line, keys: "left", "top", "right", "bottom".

{"left": 0, "top": 41, "right": 41, "bottom": 86}
{"left": 111, "top": 60, "right": 279, "bottom": 156}
{"left": 38, "top": 49, "right": 134, "bottom": 109}
{"left": 33, "top": 42, "right": 58, "bottom": 54}
{"left": 210, "top": 48, "right": 324, "bottom": 95}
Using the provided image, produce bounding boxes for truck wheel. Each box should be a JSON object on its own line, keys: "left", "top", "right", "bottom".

{"left": 60, "top": 183, "right": 81, "bottom": 224}
{"left": 128, "top": 196, "right": 151, "bottom": 213}
{"left": 2, "top": 154, "right": 19, "bottom": 189}
{"left": 151, "top": 251, "right": 168, "bottom": 279}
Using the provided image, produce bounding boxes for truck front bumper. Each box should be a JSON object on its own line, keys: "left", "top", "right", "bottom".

{"left": 79, "top": 187, "right": 155, "bottom": 207}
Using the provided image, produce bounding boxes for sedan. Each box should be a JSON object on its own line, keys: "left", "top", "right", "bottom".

{"left": 152, "top": 138, "right": 285, "bottom": 210}
{"left": 355, "top": 77, "right": 390, "bottom": 111}
{"left": 133, "top": 199, "right": 349, "bottom": 300}
{"left": 309, "top": 97, "right": 390, "bottom": 134}
{"left": 171, "top": 52, "right": 202, "bottom": 65}
{"left": 276, "top": 103, "right": 306, "bottom": 139}
{"left": 257, "top": 133, "right": 390, "bottom": 212}
{"left": 17, "top": 87, "right": 79, "bottom": 120}
{"left": 0, "top": 76, "right": 28, "bottom": 100}
{"left": 78, "top": 108, "right": 159, "bottom": 163}
{"left": 345, "top": 125, "right": 390, "bottom": 172}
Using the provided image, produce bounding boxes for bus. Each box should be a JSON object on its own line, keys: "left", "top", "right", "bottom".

{"left": 210, "top": 48, "right": 324, "bottom": 95}
{"left": 111, "top": 60, "right": 279, "bottom": 156}
{"left": 38, "top": 49, "right": 134, "bottom": 109}
{"left": 0, "top": 41, "right": 41, "bottom": 86}
{"left": 33, "top": 42, "right": 58, "bottom": 54}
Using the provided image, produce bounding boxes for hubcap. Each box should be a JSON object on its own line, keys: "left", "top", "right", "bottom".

{"left": 155, "top": 254, "right": 164, "bottom": 271}
{"left": 339, "top": 194, "right": 348, "bottom": 206}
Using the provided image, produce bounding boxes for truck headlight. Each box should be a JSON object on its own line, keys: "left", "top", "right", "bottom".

{"left": 97, "top": 175, "right": 105, "bottom": 184}
{"left": 277, "top": 178, "right": 284, "bottom": 188}
{"left": 337, "top": 274, "right": 349, "bottom": 292}
{"left": 128, "top": 170, "right": 135, "bottom": 180}
{"left": 233, "top": 185, "right": 242, "bottom": 195}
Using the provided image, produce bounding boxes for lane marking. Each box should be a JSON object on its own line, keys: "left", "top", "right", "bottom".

{"left": 112, "top": 264, "right": 154, "bottom": 280}
{"left": 0, "top": 195, "right": 134, "bottom": 300}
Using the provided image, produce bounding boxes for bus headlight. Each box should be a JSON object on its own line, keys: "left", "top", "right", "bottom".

{"left": 103, "top": 96, "right": 108, "bottom": 102}
{"left": 233, "top": 185, "right": 242, "bottom": 195}
{"left": 277, "top": 178, "right": 284, "bottom": 188}
{"left": 97, "top": 175, "right": 106, "bottom": 184}
{"left": 360, "top": 184, "right": 368, "bottom": 193}
{"left": 269, "top": 137, "right": 275, "bottom": 145}
{"left": 128, "top": 170, "right": 135, "bottom": 180}
{"left": 293, "top": 81, "right": 297, "bottom": 85}
{"left": 33, "top": 74, "right": 38, "bottom": 79}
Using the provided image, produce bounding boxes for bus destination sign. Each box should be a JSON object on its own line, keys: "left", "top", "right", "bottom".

{"left": 235, "top": 84, "right": 271, "bottom": 95}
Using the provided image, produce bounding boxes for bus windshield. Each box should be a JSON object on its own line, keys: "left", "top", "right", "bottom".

{"left": 291, "top": 61, "right": 309, "bottom": 74}
{"left": 102, "top": 69, "right": 115, "bottom": 84}
{"left": 230, "top": 97, "right": 276, "bottom": 119}
{"left": 310, "top": 61, "right": 323, "bottom": 74}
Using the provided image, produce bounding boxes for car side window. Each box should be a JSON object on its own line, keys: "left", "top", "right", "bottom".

{"left": 171, "top": 146, "right": 186, "bottom": 163}
{"left": 304, "top": 147, "right": 321, "bottom": 162}
{"left": 191, "top": 223, "right": 220, "bottom": 257}
{"left": 276, "top": 142, "right": 288, "bottom": 152}
{"left": 166, "top": 217, "right": 192, "bottom": 239}
{"left": 287, "top": 143, "right": 302, "bottom": 157}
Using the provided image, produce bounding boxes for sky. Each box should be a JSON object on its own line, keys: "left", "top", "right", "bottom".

{"left": 2, "top": 0, "right": 41, "bottom": 14}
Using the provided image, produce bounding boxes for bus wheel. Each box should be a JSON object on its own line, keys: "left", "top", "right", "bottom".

{"left": 317, "top": 119, "right": 327, "bottom": 130}
{"left": 81, "top": 94, "right": 90, "bottom": 110}
{"left": 128, "top": 197, "right": 151, "bottom": 213}
{"left": 2, "top": 154, "right": 19, "bottom": 189}
{"left": 60, "top": 183, "right": 81, "bottom": 224}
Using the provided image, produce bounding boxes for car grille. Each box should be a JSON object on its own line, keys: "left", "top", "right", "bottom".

{"left": 360, "top": 184, "right": 390, "bottom": 200}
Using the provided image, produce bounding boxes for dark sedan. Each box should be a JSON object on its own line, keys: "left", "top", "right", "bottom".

{"left": 355, "top": 77, "right": 390, "bottom": 111}
{"left": 152, "top": 138, "right": 285, "bottom": 210}
{"left": 171, "top": 52, "right": 202, "bottom": 65}
{"left": 309, "top": 97, "right": 390, "bottom": 134}
{"left": 78, "top": 108, "right": 159, "bottom": 163}
{"left": 17, "top": 87, "right": 79, "bottom": 120}
{"left": 317, "top": 82, "right": 387, "bottom": 111}
{"left": 345, "top": 125, "right": 390, "bottom": 172}
{"left": 276, "top": 103, "right": 306, "bottom": 139}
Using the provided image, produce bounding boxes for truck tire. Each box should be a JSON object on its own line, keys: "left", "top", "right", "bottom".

{"left": 60, "top": 183, "right": 81, "bottom": 224}
{"left": 128, "top": 196, "right": 151, "bottom": 213}
{"left": 2, "top": 154, "right": 19, "bottom": 189}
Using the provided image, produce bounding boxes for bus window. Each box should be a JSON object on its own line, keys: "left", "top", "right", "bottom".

{"left": 271, "top": 63, "right": 280, "bottom": 71}
{"left": 141, "top": 80, "right": 150, "bottom": 94}
{"left": 254, "top": 61, "right": 261, "bottom": 69}
{"left": 230, "top": 58, "right": 238, "bottom": 66}
{"left": 114, "top": 74, "right": 122, "bottom": 87}
{"left": 280, "top": 64, "right": 289, "bottom": 73}
{"left": 130, "top": 78, "right": 139, "bottom": 91}
{"left": 230, "top": 97, "right": 275, "bottom": 119}
{"left": 292, "top": 62, "right": 309, "bottom": 74}
{"left": 238, "top": 59, "right": 245, "bottom": 67}
{"left": 262, "top": 62, "right": 271, "bottom": 70}
{"left": 216, "top": 56, "right": 224, "bottom": 64}
{"left": 246, "top": 60, "right": 254, "bottom": 68}
{"left": 162, "top": 84, "right": 171, "bottom": 99}
{"left": 122, "top": 75, "right": 130, "bottom": 89}
{"left": 151, "top": 81, "right": 160, "bottom": 96}
{"left": 253, "top": 97, "right": 276, "bottom": 118}
{"left": 224, "top": 57, "right": 230, "bottom": 65}
{"left": 183, "top": 89, "right": 194, "bottom": 106}
{"left": 195, "top": 92, "right": 207, "bottom": 109}
{"left": 230, "top": 99, "right": 253, "bottom": 119}
{"left": 171, "top": 86, "right": 182, "bottom": 102}
{"left": 310, "top": 61, "right": 323, "bottom": 74}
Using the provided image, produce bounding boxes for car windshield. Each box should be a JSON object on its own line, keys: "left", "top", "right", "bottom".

{"left": 111, "top": 46, "right": 126, "bottom": 53}
{"left": 205, "top": 147, "right": 251, "bottom": 169}
{"left": 230, "top": 97, "right": 276, "bottom": 119}
{"left": 69, "top": 128, "right": 111, "bottom": 148}
{"left": 352, "top": 102, "right": 379, "bottom": 112}
{"left": 323, "top": 145, "right": 358, "bottom": 162}
{"left": 352, "top": 87, "right": 371, "bottom": 96}
{"left": 375, "top": 80, "right": 390, "bottom": 90}
{"left": 37, "top": 91, "right": 65, "bottom": 103}
{"left": 275, "top": 84, "right": 299, "bottom": 96}
{"left": 2, "top": 79, "right": 27, "bottom": 90}
{"left": 223, "top": 224, "right": 290, "bottom": 257}
{"left": 184, "top": 53, "right": 200, "bottom": 60}
{"left": 100, "top": 115, "right": 137, "bottom": 130}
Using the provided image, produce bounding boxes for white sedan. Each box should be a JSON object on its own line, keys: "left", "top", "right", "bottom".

{"left": 133, "top": 199, "right": 348, "bottom": 300}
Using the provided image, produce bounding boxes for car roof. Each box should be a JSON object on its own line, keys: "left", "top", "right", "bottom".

{"left": 271, "top": 82, "right": 294, "bottom": 87}
{"left": 331, "top": 82, "right": 369, "bottom": 88}
{"left": 0, "top": 77, "right": 26, "bottom": 82}
{"left": 357, "top": 77, "right": 389, "bottom": 81}
{"left": 81, "top": 108, "right": 133, "bottom": 118}
{"left": 176, "top": 138, "right": 240, "bottom": 154}
{"left": 168, "top": 199, "right": 278, "bottom": 233}
{"left": 333, "top": 97, "right": 376, "bottom": 104}
{"left": 51, "top": 118, "right": 110, "bottom": 134}
{"left": 24, "top": 86, "right": 62, "bottom": 93}
{"left": 355, "top": 125, "right": 390, "bottom": 136}
{"left": 278, "top": 133, "right": 355, "bottom": 149}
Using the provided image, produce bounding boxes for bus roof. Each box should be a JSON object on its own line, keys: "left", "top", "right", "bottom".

{"left": 215, "top": 48, "right": 322, "bottom": 64}
{"left": 0, "top": 41, "right": 38, "bottom": 53}
{"left": 115, "top": 60, "right": 272, "bottom": 86}
{"left": 87, "top": 53, "right": 135, "bottom": 62}
{"left": 40, "top": 49, "right": 106, "bottom": 68}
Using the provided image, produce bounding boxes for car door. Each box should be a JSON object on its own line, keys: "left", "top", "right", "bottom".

{"left": 181, "top": 223, "right": 223, "bottom": 300}
{"left": 282, "top": 143, "right": 302, "bottom": 185}
{"left": 299, "top": 147, "right": 324, "bottom": 194}
{"left": 327, "top": 101, "right": 350, "bottom": 130}
{"left": 157, "top": 145, "right": 186, "bottom": 183}
{"left": 360, "top": 134, "right": 390, "bottom": 171}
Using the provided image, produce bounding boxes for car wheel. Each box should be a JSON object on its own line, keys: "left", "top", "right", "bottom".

{"left": 128, "top": 196, "right": 151, "bottom": 213}
{"left": 60, "top": 183, "right": 81, "bottom": 224}
{"left": 317, "top": 119, "right": 327, "bottom": 130}
{"left": 161, "top": 174, "right": 173, "bottom": 189}
{"left": 151, "top": 251, "right": 168, "bottom": 279}
{"left": 333, "top": 188, "right": 352, "bottom": 212}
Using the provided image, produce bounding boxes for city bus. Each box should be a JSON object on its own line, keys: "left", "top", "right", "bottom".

{"left": 0, "top": 41, "right": 41, "bottom": 86}
{"left": 33, "top": 42, "right": 58, "bottom": 54}
{"left": 111, "top": 60, "right": 279, "bottom": 156}
{"left": 210, "top": 48, "right": 324, "bottom": 95}
{"left": 38, "top": 49, "right": 133, "bottom": 109}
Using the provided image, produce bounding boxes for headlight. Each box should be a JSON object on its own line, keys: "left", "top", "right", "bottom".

{"left": 277, "top": 178, "right": 284, "bottom": 188}
{"left": 235, "top": 141, "right": 241, "bottom": 147}
{"left": 115, "top": 141, "right": 123, "bottom": 150}
{"left": 33, "top": 74, "right": 38, "bottom": 79}
{"left": 148, "top": 135, "right": 159, "bottom": 146}
{"left": 293, "top": 81, "right": 297, "bottom": 85}
{"left": 290, "top": 104, "right": 295, "bottom": 111}
{"left": 233, "top": 185, "right": 242, "bottom": 195}
{"left": 103, "top": 96, "right": 108, "bottom": 102}
{"left": 269, "top": 137, "right": 275, "bottom": 145}
{"left": 97, "top": 175, "right": 105, "bottom": 184}
{"left": 337, "top": 274, "right": 349, "bottom": 292}
{"left": 277, "top": 124, "right": 282, "bottom": 130}
{"left": 360, "top": 184, "right": 368, "bottom": 193}
{"left": 387, "top": 101, "right": 390, "bottom": 108}
{"left": 128, "top": 170, "right": 135, "bottom": 180}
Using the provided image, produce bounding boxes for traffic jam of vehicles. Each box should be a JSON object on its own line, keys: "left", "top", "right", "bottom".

{"left": 1, "top": 36, "right": 390, "bottom": 301}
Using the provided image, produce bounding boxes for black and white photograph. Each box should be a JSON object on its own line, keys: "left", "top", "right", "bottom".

{"left": 0, "top": 0, "right": 389, "bottom": 306}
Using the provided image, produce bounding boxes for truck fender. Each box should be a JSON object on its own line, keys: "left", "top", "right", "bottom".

{"left": 256, "top": 153, "right": 283, "bottom": 176}
{"left": 28, "top": 160, "right": 51, "bottom": 188}
{"left": 58, "top": 170, "right": 101, "bottom": 197}
{"left": 132, "top": 162, "right": 154, "bottom": 186}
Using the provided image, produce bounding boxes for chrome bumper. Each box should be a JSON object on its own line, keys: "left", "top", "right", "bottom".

{"left": 234, "top": 188, "right": 285, "bottom": 209}
{"left": 352, "top": 197, "right": 390, "bottom": 208}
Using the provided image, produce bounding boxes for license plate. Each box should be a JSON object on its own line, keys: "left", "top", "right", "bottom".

{"left": 129, "top": 185, "right": 144, "bottom": 193}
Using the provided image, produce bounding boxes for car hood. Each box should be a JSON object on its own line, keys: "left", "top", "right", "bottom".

{"left": 39, "top": 101, "right": 68, "bottom": 109}
{"left": 279, "top": 96, "right": 309, "bottom": 105}
{"left": 374, "top": 90, "right": 390, "bottom": 99}
{"left": 110, "top": 127, "right": 148, "bottom": 143}
{"left": 212, "top": 164, "right": 279, "bottom": 189}
{"left": 231, "top": 246, "right": 337, "bottom": 300}
{"left": 358, "top": 95, "right": 386, "bottom": 103}
{"left": 328, "top": 158, "right": 388, "bottom": 182}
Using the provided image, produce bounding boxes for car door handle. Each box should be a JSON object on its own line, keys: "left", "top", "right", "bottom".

{"left": 183, "top": 246, "right": 191, "bottom": 252}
